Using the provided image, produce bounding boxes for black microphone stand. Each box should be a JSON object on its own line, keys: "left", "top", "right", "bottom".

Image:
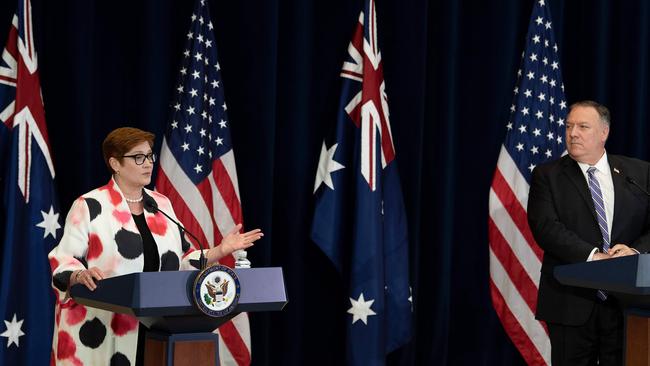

{"left": 144, "top": 198, "right": 208, "bottom": 270}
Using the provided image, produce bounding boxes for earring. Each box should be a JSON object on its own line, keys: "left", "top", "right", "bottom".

{"left": 116, "top": 171, "right": 120, "bottom": 175}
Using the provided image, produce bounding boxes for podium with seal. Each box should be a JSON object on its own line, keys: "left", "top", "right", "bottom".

{"left": 70, "top": 266, "right": 287, "bottom": 366}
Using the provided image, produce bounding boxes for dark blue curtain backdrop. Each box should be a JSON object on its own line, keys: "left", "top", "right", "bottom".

{"left": 1, "top": 0, "right": 649, "bottom": 364}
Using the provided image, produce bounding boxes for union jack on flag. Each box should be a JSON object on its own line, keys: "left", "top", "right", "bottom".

{"left": 0, "top": 0, "right": 60, "bottom": 365}
{"left": 488, "top": 1, "right": 567, "bottom": 365}
{"left": 155, "top": 0, "right": 251, "bottom": 364}
{"left": 311, "top": 0, "right": 412, "bottom": 364}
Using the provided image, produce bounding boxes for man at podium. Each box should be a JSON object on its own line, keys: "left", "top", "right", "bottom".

{"left": 528, "top": 101, "right": 650, "bottom": 366}
{"left": 47, "top": 127, "right": 263, "bottom": 366}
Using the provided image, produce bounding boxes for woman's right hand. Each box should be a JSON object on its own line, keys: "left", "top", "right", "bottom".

{"left": 70, "top": 267, "right": 105, "bottom": 291}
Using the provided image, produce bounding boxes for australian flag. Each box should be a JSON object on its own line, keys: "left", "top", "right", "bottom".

{"left": 0, "top": 1, "right": 59, "bottom": 365}
{"left": 311, "top": 0, "right": 412, "bottom": 364}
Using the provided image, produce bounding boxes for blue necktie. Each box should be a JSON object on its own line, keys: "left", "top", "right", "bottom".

{"left": 587, "top": 166, "right": 609, "bottom": 300}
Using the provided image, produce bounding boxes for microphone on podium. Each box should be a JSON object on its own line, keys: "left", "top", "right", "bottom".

{"left": 626, "top": 176, "right": 650, "bottom": 197}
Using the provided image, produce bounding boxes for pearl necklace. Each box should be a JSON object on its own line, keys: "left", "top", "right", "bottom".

{"left": 125, "top": 195, "right": 144, "bottom": 203}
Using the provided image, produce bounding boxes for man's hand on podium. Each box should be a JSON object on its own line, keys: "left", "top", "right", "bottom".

{"left": 593, "top": 252, "right": 612, "bottom": 261}
{"left": 609, "top": 243, "right": 640, "bottom": 258}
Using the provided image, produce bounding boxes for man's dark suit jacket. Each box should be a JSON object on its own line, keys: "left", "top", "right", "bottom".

{"left": 528, "top": 154, "right": 650, "bottom": 325}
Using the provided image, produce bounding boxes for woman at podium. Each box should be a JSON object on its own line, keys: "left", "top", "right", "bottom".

{"left": 47, "top": 127, "right": 263, "bottom": 366}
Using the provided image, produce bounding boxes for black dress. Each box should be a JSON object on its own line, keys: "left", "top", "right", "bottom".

{"left": 132, "top": 213, "right": 159, "bottom": 366}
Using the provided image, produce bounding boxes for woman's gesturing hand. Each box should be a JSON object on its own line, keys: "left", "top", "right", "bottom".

{"left": 207, "top": 224, "right": 263, "bottom": 263}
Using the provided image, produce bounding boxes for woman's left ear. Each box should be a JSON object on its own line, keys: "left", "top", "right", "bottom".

{"left": 108, "top": 157, "right": 121, "bottom": 173}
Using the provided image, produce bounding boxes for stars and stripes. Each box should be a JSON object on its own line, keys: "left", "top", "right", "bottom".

{"left": 311, "top": 0, "right": 412, "bottom": 364}
{"left": 0, "top": 0, "right": 59, "bottom": 364}
{"left": 488, "top": 1, "right": 567, "bottom": 365}
{"left": 154, "top": 0, "right": 251, "bottom": 364}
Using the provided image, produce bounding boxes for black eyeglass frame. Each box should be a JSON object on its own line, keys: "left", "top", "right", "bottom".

{"left": 122, "top": 153, "right": 157, "bottom": 165}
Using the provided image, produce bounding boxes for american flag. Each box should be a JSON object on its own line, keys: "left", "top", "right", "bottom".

{"left": 311, "top": 0, "right": 412, "bottom": 364}
{"left": 0, "top": 0, "right": 59, "bottom": 364}
{"left": 155, "top": 0, "right": 251, "bottom": 364}
{"left": 488, "top": 1, "right": 567, "bottom": 365}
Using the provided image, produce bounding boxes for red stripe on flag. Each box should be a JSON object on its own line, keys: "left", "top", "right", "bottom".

{"left": 341, "top": 70, "right": 362, "bottom": 79}
{"left": 379, "top": 117, "right": 395, "bottom": 164}
{"left": 218, "top": 253, "right": 235, "bottom": 268}
{"left": 490, "top": 279, "right": 547, "bottom": 366}
{"left": 219, "top": 321, "right": 251, "bottom": 366}
{"left": 195, "top": 178, "right": 221, "bottom": 245}
{"left": 156, "top": 169, "right": 210, "bottom": 248}
{"left": 0, "top": 75, "right": 16, "bottom": 84}
{"left": 212, "top": 158, "right": 242, "bottom": 223}
{"left": 491, "top": 169, "right": 544, "bottom": 260}
{"left": 488, "top": 218, "right": 539, "bottom": 313}
{"left": 4, "top": 22, "right": 18, "bottom": 63}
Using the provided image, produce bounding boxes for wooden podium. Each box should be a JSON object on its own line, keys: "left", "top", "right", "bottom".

{"left": 555, "top": 254, "right": 650, "bottom": 366}
{"left": 71, "top": 268, "right": 287, "bottom": 366}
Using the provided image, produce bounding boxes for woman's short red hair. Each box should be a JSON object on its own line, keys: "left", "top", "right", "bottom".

{"left": 102, "top": 127, "right": 155, "bottom": 173}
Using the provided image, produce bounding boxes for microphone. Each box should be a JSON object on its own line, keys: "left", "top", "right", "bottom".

{"left": 143, "top": 195, "right": 208, "bottom": 270}
{"left": 623, "top": 176, "right": 650, "bottom": 255}
{"left": 626, "top": 176, "right": 650, "bottom": 197}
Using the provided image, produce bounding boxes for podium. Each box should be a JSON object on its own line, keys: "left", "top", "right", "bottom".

{"left": 71, "top": 268, "right": 287, "bottom": 366}
{"left": 555, "top": 254, "right": 650, "bottom": 365}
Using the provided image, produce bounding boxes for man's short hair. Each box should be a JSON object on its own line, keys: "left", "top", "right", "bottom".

{"left": 569, "top": 100, "right": 611, "bottom": 126}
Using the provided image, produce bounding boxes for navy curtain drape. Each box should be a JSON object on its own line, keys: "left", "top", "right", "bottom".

{"left": 1, "top": 0, "right": 649, "bottom": 364}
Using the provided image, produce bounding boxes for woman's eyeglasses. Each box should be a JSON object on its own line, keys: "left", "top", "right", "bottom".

{"left": 122, "top": 153, "right": 156, "bottom": 165}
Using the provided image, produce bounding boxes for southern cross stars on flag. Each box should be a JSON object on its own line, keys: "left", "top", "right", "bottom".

{"left": 155, "top": 0, "right": 251, "bottom": 364}
{"left": 488, "top": 1, "right": 567, "bottom": 365}
{"left": 311, "top": 0, "right": 412, "bottom": 364}
{"left": 0, "top": 0, "right": 60, "bottom": 365}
